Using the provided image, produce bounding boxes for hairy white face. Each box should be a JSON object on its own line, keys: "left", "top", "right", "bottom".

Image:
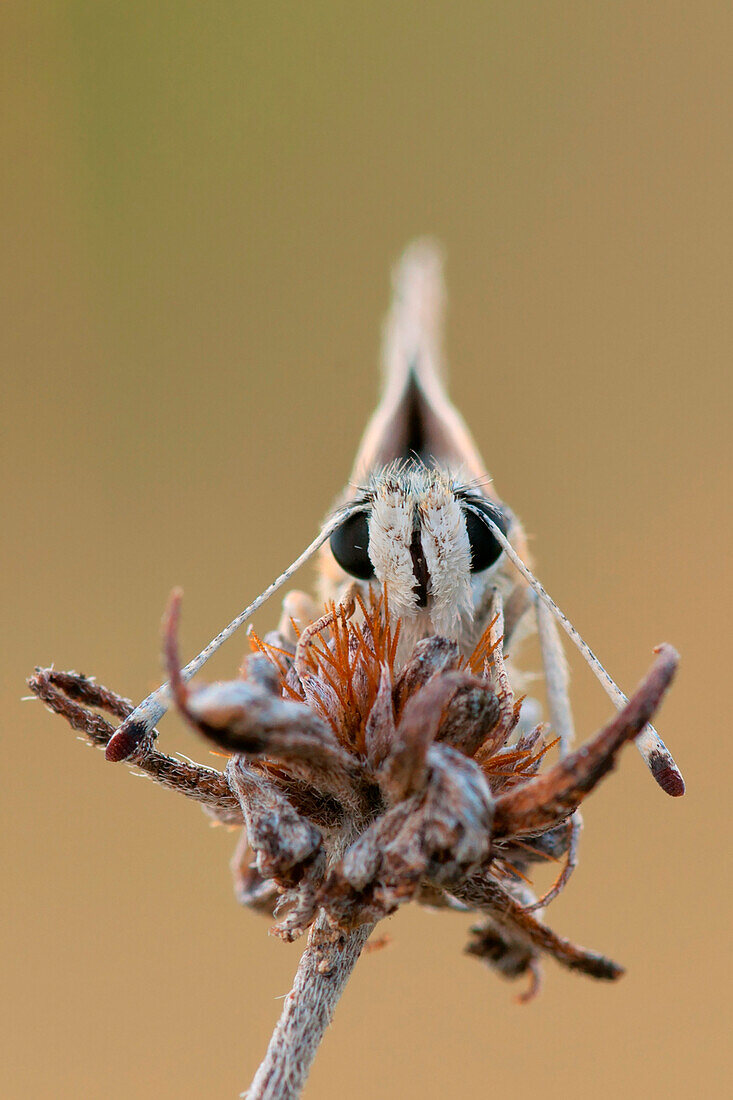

{"left": 326, "top": 463, "right": 510, "bottom": 643}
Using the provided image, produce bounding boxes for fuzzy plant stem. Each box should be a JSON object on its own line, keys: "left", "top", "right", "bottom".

{"left": 245, "top": 915, "right": 375, "bottom": 1100}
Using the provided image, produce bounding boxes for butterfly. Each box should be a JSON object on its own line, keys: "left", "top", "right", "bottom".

{"left": 106, "top": 241, "right": 683, "bottom": 798}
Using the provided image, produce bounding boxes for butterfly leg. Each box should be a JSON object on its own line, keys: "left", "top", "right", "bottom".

{"left": 294, "top": 590, "right": 356, "bottom": 679}
{"left": 275, "top": 590, "right": 319, "bottom": 647}
{"left": 518, "top": 594, "right": 585, "bottom": 909}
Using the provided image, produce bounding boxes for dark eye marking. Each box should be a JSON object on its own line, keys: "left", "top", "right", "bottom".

{"left": 409, "top": 525, "right": 430, "bottom": 608}
{"left": 329, "top": 510, "right": 375, "bottom": 580}
{"left": 461, "top": 498, "right": 508, "bottom": 573}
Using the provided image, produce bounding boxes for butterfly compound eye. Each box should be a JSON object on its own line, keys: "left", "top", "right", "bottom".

{"left": 329, "top": 511, "right": 375, "bottom": 580}
{"left": 464, "top": 502, "right": 508, "bottom": 573}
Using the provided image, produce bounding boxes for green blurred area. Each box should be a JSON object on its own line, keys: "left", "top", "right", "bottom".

{"left": 3, "top": 4, "right": 730, "bottom": 1098}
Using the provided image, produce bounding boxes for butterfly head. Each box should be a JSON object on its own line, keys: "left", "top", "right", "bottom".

{"left": 326, "top": 461, "right": 512, "bottom": 640}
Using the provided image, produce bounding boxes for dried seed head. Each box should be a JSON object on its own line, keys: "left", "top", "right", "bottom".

{"left": 158, "top": 587, "right": 679, "bottom": 989}
{"left": 29, "top": 583, "right": 680, "bottom": 996}
{"left": 28, "top": 589, "right": 677, "bottom": 994}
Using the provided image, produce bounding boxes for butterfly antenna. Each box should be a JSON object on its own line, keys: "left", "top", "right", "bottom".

{"left": 104, "top": 513, "right": 346, "bottom": 761}
{"left": 464, "top": 505, "right": 684, "bottom": 796}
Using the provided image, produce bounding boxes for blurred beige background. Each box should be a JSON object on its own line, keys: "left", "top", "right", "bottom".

{"left": 3, "top": 4, "right": 731, "bottom": 1098}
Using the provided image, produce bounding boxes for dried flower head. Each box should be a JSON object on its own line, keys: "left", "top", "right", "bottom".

{"left": 30, "top": 585, "right": 677, "bottom": 1002}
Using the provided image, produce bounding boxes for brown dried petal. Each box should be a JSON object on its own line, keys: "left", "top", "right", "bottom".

{"left": 453, "top": 873, "right": 623, "bottom": 981}
{"left": 230, "top": 832, "right": 280, "bottom": 916}
{"left": 496, "top": 823, "right": 572, "bottom": 868}
{"left": 364, "top": 664, "right": 396, "bottom": 770}
{"left": 271, "top": 851, "right": 327, "bottom": 942}
{"left": 228, "top": 760, "right": 322, "bottom": 886}
{"left": 467, "top": 921, "right": 538, "bottom": 981}
{"left": 242, "top": 653, "right": 283, "bottom": 694}
{"left": 492, "top": 645, "right": 679, "bottom": 839}
{"left": 379, "top": 674, "right": 462, "bottom": 801}
{"left": 415, "top": 882, "right": 468, "bottom": 911}
{"left": 323, "top": 744, "right": 494, "bottom": 930}
{"left": 392, "top": 636, "right": 460, "bottom": 717}
{"left": 263, "top": 769, "right": 345, "bottom": 831}
{"left": 298, "top": 672, "right": 344, "bottom": 730}
{"left": 321, "top": 801, "right": 415, "bottom": 928}
{"left": 391, "top": 745, "right": 493, "bottom": 887}
{"left": 348, "top": 629, "right": 374, "bottom": 718}
{"left": 184, "top": 679, "right": 367, "bottom": 808}
{"left": 436, "top": 675, "right": 501, "bottom": 757}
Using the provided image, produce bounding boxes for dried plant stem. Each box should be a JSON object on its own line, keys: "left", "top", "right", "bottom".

{"left": 246, "top": 916, "right": 374, "bottom": 1100}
